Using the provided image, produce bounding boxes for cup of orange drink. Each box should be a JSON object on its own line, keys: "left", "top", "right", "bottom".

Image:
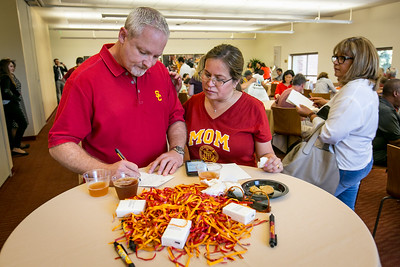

{"left": 197, "top": 162, "right": 222, "bottom": 183}
{"left": 83, "top": 169, "right": 111, "bottom": 197}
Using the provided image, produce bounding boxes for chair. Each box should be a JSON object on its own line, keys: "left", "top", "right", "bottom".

{"left": 271, "top": 105, "right": 302, "bottom": 152}
{"left": 271, "top": 105, "right": 302, "bottom": 137}
{"left": 309, "top": 92, "right": 330, "bottom": 100}
{"left": 178, "top": 92, "right": 188, "bottom": 104}
{"left": 303, "top": 89, "right": 312, "bottom": 98}
{"left": 269, "top": 83, "right": 278, "bottom": 98}
{"left": 372, "top": 144, "right": 400, "bottom": 237}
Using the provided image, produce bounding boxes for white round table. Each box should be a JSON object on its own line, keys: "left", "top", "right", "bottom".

{"left": 0, "top": 166, "right": 380, "bottom": 267}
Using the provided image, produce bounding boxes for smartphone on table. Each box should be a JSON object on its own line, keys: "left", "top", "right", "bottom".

{"left": 184, "top": 160, "right": 204, "bottom": 176}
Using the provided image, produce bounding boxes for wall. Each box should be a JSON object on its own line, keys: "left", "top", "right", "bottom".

{"left": 255, "top": 2, "right": 400, "bottom": 80}
{"left": 49, "top": 2, "right": 400, "bottom": 82}
{"left": 30, "top": 7, "right": 58, "bottom": 119}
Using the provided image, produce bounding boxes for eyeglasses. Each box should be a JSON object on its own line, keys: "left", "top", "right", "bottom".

{"left": 331, "top": 56, "right": 354, "bottom": 64}
{"left": 200, "top": 70, "right": 233, "bottom": 87}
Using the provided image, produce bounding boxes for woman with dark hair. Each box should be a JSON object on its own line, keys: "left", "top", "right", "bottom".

{"left": 0, "top": 58, "right": 29, "bottom": 156}
{"left": 314, "top": 71, "right": 337, "bottom": 94}
{"left": 183, "top": 44, "right": 282, "bottom": 172}
{"left": 297, "top": 36, "right": 380, "bottom": 209}
{"left": 274, "top": 69, "right": 294, "bottom": 98}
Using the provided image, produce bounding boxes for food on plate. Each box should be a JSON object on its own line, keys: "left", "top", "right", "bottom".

{"left": 249, "top": 185, "right": 274, "bottom": 195}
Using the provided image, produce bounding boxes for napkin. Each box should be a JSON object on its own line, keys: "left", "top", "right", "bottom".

{"left": 201, "top": 179, "right": 242, "bottom": 196}
{"left": 220, "top": 163, "right": 252, "bottom": 182}
{"left": 138, "top": 172, "right": 174, "bottom": 187}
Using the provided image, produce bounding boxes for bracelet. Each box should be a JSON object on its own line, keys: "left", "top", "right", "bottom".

{"left": 170, "top": 146, "right": 185, "bottom": 156}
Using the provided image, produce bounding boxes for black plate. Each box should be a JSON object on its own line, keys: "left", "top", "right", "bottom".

{"left": 241, "top": 179, "right": 289, "bottom": 199}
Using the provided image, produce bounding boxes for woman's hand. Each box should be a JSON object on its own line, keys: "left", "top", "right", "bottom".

{"left": 310, "top": 97, "right": 328, "bottom": 108}
{"left": 260, "top": 153, "right": 283, "bottom": 173}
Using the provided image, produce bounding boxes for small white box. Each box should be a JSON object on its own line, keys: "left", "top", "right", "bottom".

{"left": 116, "top": 200, "right": 146, "bottom": 217}
{"left": 222, "top": 202, "right": 256, "bottom": 225}
{"left": 161, "top": 218, "right": 192, "bottom": 249}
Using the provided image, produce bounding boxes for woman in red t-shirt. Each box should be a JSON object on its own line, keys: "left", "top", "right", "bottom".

{"left": 183, "top": 44, "right": 283, "bottom": 173}
{"left": 274, "top": 70, "right": 294, "bottom": 98}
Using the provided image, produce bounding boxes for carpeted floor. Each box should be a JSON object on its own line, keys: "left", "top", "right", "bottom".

{"left": 0, "top": 113, "right": 399, "bottom": 266}
{"left": 355, "top": 167, "right": 400, "bottom": 266}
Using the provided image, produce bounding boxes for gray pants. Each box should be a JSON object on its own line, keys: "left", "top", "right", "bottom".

{"left": 55, "top": 80, "right": 65, "bottom": 104}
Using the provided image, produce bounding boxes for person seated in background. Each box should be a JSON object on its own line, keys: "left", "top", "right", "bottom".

{"left": 183, "top": 44, "right": 282, "bottom": 173}
{"left": 273, "top": 68, "right": 283, "bottom": 81}
{"left": 314, "top": 72, "right": 337, "bottom": 94}
{"left": 373, "top": 79, "right": 400, "bottom": 166}
{"left": 179, "top": 73, "right": 190, "bottom": 93}
{"left": 274, "top": 69, "right": 294, "bottom": 99}
{"left": 275, "top": 73, "right": 307, "bottom": 108}
{"left": 63, "top": 57, "right": 84, "bottom": 81}
{"left": 240, "top": 70, "right": 256, "bottom": 91}
{"left": 386, "top": 67, "right": 397, "bottom": 79}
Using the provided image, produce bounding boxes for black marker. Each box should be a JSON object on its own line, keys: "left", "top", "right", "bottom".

{"left": 113, "top": 241, "right": 135, "bottom": 267}
{"left": 269, "top": 214, "right": 277, "bottom": 248}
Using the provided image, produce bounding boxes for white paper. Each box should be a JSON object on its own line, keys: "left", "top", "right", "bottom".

{"left": 286, "top": 89, "right": 314, "bottom": 109}
{"left": 220, "top": 163, "right": 252, "bottom": 182}
{"left": 138, "top": 172, "right": 174, "bottom": 187}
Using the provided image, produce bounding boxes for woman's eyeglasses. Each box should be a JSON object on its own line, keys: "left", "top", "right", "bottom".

{"left": 200, "top": 70, "right": 232, "bottom": 87}
{"left": 331, "top": 56, "right": 354, "bottom": 64}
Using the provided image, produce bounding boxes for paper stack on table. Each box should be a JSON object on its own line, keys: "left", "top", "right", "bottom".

{"left": 138, "top": 172, "right": 174, "bottom": 187}
{"left": 286, "top": 89, "right": 314, "bottom": 110}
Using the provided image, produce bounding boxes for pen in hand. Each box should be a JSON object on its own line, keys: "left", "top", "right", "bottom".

{"left": 115, "top": 148, "right": 126, "bottom": 160}
{"left": 269, "top": 213, "right": 277, "bottom": 248}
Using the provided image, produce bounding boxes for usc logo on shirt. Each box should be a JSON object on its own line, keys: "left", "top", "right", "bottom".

{"left": 188, "top": 129, "right": 230, "bottom": 152}
{"left": 155, "top": 90, "right": 162, "bottom": 101}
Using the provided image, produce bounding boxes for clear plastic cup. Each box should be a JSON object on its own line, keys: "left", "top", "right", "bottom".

{"left": 197, "top": 162, "right": 222, "bottom": 183}
{"left": 83, "top": 169, "right": 111, "bottom": 197}
{"left": 112, "top": 174, "right": 139, "bottom": 200}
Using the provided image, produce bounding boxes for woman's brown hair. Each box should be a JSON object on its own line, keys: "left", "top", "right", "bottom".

{"left": 333, "top": 36, "right": 380, "bottom": 90}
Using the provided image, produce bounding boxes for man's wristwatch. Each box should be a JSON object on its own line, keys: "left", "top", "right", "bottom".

{"left": 171, "top": 145, "right": 185, "bottom": 156}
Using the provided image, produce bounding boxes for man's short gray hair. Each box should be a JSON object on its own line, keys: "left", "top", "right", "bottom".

{"left": 124, "top": 7, "right": 170, "bottom": 38}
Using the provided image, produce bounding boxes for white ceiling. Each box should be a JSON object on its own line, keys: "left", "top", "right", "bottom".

{"left": 26, "top": 0, "right": 398, "bottom": 34}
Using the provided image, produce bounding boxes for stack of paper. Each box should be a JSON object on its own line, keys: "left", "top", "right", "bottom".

{"left": 138, "top": 172, "right": 174, "bottom": 187}
{"left": 286, "top": 90, "right": 314, "bottom": 109}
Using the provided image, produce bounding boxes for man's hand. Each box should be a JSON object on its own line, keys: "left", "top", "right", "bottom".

{"left": 109, "top": 160, "right": 141, "bottom": 178}
{"left": 169, "top": 71, "right": 182, "bottom": 93}
{"left": 148, "top": 150, "right": 183, "bottom": 175}
{"left": 296, "top": 104, "right": 313, "bottom": 117}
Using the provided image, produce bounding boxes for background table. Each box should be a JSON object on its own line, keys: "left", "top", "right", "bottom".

{"left": 0, "top": 166, "right": 380, "bottom": 267}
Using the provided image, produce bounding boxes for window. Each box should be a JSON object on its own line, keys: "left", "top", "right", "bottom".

{"left": 377, "top": 47, "right": 393, "bottom": 71}
{"left": 290, "top": 53, "right": 318, "bottom": 83}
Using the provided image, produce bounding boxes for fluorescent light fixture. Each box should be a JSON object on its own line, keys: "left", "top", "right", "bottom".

{"left": 101, "top": 13, "right": 352, "bottom": 24}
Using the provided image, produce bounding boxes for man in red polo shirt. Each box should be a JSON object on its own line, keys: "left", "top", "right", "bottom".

{"left": 48, "top": 7, "right": 186, "bottom": 178}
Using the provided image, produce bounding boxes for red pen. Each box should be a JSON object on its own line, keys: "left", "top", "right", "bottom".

{"left": 269, "top": 214, "right": 277, "bottom": 247}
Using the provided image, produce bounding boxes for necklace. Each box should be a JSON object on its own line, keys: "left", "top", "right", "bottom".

{"left": 209, "top": 91, "right": 237, "bottom": 113}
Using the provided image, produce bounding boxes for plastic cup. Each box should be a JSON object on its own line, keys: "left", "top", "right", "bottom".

{"left": 197, "top": 162, "right": 222, "bottom": 183}
{"left": 83, "top": 169, "right": 111, "bottom": 197}
{"left": 112, "top": 175, "right": 139, "bottom": 200}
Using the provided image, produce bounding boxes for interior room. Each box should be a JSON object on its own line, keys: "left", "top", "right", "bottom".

{"left": 0, "top": 0, "right": 399, "bottom": 266}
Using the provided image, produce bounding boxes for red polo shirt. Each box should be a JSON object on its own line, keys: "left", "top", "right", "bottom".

{"left": 49, "top": 44, "right": 184, "bottom": 167}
